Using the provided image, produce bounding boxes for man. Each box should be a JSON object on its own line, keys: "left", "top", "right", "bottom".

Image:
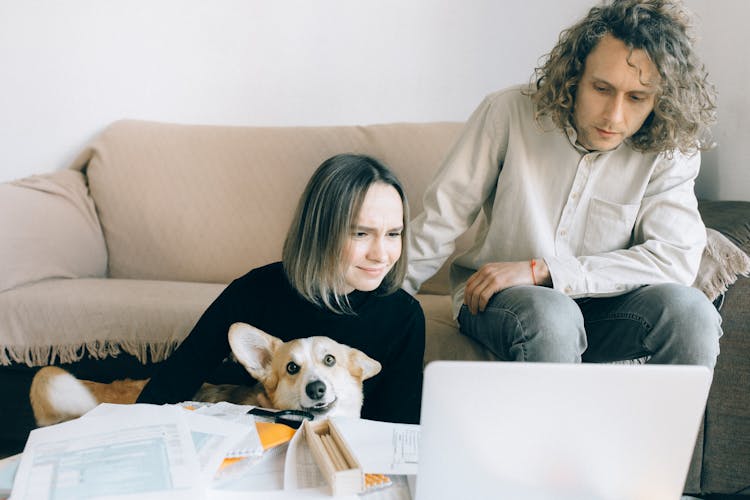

{"left": 405, "top": 0, "right": 721, "bottom": 368}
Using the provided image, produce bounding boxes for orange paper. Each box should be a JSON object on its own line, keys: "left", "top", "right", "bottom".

{"left": 255, "top": 421, "right": 296, "bottom": 450}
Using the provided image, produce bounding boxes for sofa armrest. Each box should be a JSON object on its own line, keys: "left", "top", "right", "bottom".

{"left": 698, "top": 200, "right": 750, "bottom": 255}
{"left": 0, "top": 170, "right": 107, "bottom": 293}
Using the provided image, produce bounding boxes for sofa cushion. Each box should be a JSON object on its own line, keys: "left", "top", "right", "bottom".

{"left": 700, "top": 275, "right": 750, "bottom": 492}
{"left": 699, "top": 200, "right": 750, "bottom": 255}
{"left": 0, "top": 170, "right": 106, "bottom": 293}
{"left": 0, "top": 278, "right": 224, "bottom": 367}
{"left": 70, "top": 120, "right": 463, "bottom": 285}
{"left": 416, "top": 293, "right": 495, "bottom": 364}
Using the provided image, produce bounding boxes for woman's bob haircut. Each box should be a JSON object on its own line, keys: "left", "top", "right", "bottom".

{"left": 282, "top": 153, "right": 409, "bottom": 314}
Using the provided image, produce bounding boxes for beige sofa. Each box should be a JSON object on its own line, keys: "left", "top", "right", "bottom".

{"left": 2, "top": 120, "right": 749, "bottom": 495}
{"left": 0, "top": 120, "right": 486, "bottom": 368}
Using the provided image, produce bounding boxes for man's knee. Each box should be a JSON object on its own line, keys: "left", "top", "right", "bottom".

{"left": 645, "top": 284, "right": 722, "bottom": 366}
{"left": 484, "top": 286, "right": 581, "bottom": 326}
{"left": 462, "top": 286, "right": 586, "bottom": 361}
{"left": 647, "top": 283, "right": 721, "bottom": 327}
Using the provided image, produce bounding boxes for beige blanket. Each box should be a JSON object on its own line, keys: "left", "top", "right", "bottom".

{"left": 693, "top": 228, "right": 750, "bottom": 301}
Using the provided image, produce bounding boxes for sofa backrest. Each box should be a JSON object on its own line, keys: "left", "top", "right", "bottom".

{"left": 72, "top": 119, "right": 464, "bottom": 287}
{"left": 0, "top": 170, "right": 107, "bottom": 294}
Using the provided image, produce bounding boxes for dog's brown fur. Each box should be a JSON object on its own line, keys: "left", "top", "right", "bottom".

{"left": 30, "top": 367, "right": 147, "bottom": 426}
{"left": 30, "top": 322, "right": 381, "bottom": 426}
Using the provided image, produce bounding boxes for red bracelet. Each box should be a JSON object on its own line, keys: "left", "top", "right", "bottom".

{"left": 530, "top": 259, "right": 538, "bottom": 286}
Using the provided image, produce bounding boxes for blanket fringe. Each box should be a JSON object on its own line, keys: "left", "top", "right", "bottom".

{"left": 609, "top": 356, "right": 650, "bottom": 365}
{"left": 697, "top": 229, "right": 750, "bottom": 301}
{"left": 0, "top": 339, "right": 182, "bottom": 367}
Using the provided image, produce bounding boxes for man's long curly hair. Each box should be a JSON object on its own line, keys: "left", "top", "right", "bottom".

{"left": 530, "top": 0, "right": 716, "bottom": 154}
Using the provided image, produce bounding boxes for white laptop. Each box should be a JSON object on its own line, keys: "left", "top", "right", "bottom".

{"left": 416, "top": 361, "right": 712, "bottom": 500}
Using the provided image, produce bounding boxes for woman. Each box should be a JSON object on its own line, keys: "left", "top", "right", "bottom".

{"left": 137, "top": 154, "right": 424, "bottom": 424}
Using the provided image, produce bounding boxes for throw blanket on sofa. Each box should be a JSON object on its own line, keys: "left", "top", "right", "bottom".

{"left": 693, "top": 228, "right": 750, "bottom": 302}
{"left": 1, "top": 171, "right": 748, "bottom": 367}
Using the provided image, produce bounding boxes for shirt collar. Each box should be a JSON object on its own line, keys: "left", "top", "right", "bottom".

{"left": 564, "top": 123, "right": 625, "bottom": 157}
{"left": 564, "top": 124, "right": 585, "bottom": 152}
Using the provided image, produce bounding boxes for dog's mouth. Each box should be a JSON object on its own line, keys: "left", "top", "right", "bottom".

{"left": 303, "top": 397, "right": 337, "bottom": 414}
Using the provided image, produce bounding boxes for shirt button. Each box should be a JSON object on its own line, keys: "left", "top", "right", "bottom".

{"left": 565, "top": 286, "right": 573, "bottom": 294}
{"left": 571, "top": 192, "right": 579, "bottom": 200}
{"left": 559, "top": 229, "right": 568, "bottom": 237}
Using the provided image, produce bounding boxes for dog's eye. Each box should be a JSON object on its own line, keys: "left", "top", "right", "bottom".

{"left": 286, "top": 361, "right": 300, "bottom": 375}
{"left": 323, "top": 354, "right": 336, "bottom": 367}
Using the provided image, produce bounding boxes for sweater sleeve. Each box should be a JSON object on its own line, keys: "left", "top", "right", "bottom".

{"left": 361, "top": 299, "right": 425, "bottom": 424}
{"left": 137, "top": 279, "right": 244, "bottom": 404}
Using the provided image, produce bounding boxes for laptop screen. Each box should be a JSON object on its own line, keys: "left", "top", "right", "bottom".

{"left": 416, "top": 361, "right": 710, "bottom": 500}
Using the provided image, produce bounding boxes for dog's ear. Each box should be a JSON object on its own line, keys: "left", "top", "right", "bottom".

{"left": 347, "top": 348, "right": 382, "bottom": 381}
{"left": 228, "top": 322, "right": 284, "bottom": 383}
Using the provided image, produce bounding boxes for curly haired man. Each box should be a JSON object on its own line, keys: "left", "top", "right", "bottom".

{"left": 405, "top": 0, "right": 721, "bottom": 368}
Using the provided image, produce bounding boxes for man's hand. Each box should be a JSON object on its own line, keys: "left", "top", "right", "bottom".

{"left": 463, "top": 260, "right": 550, "bottom": 314}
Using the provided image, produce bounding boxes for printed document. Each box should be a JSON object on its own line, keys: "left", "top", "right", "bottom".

{"left": 8, "top": 403, "right": 417, "bottom": 500}
{"left": 11, "top": 405, "right": 203, "bottom": 500}
{"left": 330, "top": 416, "right": 420, "bottom": 475}
{"left": 84, "top": 403, "right": 254, "bottom": 485}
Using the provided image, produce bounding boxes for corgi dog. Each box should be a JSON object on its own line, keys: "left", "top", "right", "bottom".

{"left": 30, "top": 322, "right": 382, "bottom": 426}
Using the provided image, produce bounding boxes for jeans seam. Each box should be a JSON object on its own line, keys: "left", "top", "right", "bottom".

{"left": 485, "top": 305, "right": 528, "bottom": 361}
{"left": 461, "top": 305, "right": 528, "bottom": 361}
{"left": 586, "top": 312, "right": 653, "bottom": 353}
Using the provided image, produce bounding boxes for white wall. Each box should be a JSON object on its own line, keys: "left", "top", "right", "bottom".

{"left": 0, "top": 0, "right": 747, "bottom": 200}
{"left": 689, "top": 0, "right": 750, "bottom": 201}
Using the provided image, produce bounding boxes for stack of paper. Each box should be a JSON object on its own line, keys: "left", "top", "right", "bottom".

{"left": 5, "top": 405, "right": 419, "bottom": 500}
{"left": 10, "top": 403, "right": 254, "bottom": 499}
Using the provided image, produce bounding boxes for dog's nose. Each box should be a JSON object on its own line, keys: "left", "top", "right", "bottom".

{"left": 306, "top": 380, "right": 326, "bottom": 400}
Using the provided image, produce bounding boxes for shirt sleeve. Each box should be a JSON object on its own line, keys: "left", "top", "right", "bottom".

{"left": 404, "top": 93, "right": 508, "bottom": 294}
{"left": 361, "top": 299, "right": 426, "bottom": 424}
{"left": 545, "top": 151, "right": 706, "bottom": 298}
{"left": 136, "top": 279, "right": 244, "bottom": 404}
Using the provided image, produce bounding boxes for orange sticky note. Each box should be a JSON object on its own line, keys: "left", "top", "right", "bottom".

{"left": 218, "top": 456, "right": 245, "bottom": 470}
{"left": 364, "top": 473, "right": 392, "bottom": 491}
{"left": 255, "top": 421, "right": 296, "bottom": 450}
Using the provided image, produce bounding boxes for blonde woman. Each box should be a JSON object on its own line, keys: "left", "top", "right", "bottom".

{"left": 138, "top": 154, "right": 424, "bottom": 424}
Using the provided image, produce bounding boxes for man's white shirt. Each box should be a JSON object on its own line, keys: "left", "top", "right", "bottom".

{"left": 405, "top": 85, "right": 705, "bottom": 318}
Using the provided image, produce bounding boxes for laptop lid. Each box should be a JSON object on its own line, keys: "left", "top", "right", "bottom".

{"left": 416, "top": 361, "right": 711, "bottom": 500}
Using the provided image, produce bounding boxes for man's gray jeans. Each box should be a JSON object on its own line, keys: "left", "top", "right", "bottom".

{"left": 457, "top": 283, "right": 722, "bottom": 369}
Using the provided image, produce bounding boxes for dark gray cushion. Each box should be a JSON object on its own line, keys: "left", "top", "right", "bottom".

{"left": 697, "top": 200, "right": 750, "bottom": 493}
{"left": 699, "top": 200, "right": 750, "bottom": 256}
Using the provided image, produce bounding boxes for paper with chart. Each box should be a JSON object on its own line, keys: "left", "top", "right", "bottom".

{"left": 83, "top": 402, "right": 256, "bottom": 485}
{"left": 10, "top": 405, "right": 203, "bottom": 500}
{"left": 281, "top": 418, "right": 416, "bottom": 500}
{"left": 0, "top": 453, "right": 21, "bottom": 497}
{"left": 329, "top": 417, "right": 420, "bottom": 475}
{"left": 9, "top": 403, "right": 417, "bottom": 500}
{"left": 187, "top": 401, "right": 264, "bottom": 459}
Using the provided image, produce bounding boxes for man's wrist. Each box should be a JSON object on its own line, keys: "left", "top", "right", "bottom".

{"left": 532, "top": 258, "right": 552, "bottom": 286}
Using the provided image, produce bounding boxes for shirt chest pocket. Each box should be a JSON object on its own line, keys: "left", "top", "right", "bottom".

{"left": 581, "top": 198, "right": 640, "bottom": 255}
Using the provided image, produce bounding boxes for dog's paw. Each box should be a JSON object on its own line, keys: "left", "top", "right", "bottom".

{"left": 30, "top": 366, "right": 98, "bottom": 426}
